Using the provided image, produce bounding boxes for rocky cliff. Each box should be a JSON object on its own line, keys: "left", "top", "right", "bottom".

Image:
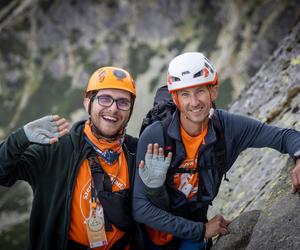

{"left": 210, "top": 22, "right": 300, "bottom": 249}
{"left": 0, "top": 0, "right": 300, "bottom": 249}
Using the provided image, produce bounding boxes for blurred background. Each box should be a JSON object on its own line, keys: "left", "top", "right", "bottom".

{"left": 0, "top": 0, "right": 300, "bottom": 248}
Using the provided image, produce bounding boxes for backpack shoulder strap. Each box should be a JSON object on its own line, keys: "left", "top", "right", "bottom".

{"left": 123, "top": 134, "right": 138, "bottom": 187}
{"left": 211, "top": 111, "right": 228, "bottom": 180}
{"left": 160, "top": 114, "right": 174, "bottom": 156}
{"left": 124, "top": 134, "right": 138, "bottom": 153}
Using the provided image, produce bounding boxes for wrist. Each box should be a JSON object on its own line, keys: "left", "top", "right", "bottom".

{"left": 293, "top": 150, "right": 300, "bottom": 163}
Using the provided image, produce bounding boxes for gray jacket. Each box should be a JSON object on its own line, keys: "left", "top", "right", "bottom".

{"left": 132, "top": 109, "right": 300, "bottom": 241}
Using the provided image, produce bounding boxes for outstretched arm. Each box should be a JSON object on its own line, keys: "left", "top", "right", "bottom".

{"left": 0, "top": 115, "right": 69, "bottom": 186}
{"left": 219, "top": 110, "right": 300, "bottom": 193}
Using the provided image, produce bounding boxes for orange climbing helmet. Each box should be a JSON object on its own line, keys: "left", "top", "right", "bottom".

{"left": 85, "top": 66, "right": 136, "bottom": 97}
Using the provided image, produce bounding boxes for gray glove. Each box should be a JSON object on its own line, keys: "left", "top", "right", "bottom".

{"left": 139, "top": 151, "right": 171, "bottom": 188}
{"left": 23, "top": 115, "right": 63, "bottom": 144}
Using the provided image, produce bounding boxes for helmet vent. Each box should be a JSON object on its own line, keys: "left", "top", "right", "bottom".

{"left": 171, "top": 76, "right": 181, "bottom": 82}
{"left": 182, "top": 71, "right": 190, "bottom": 76}
{"left": 193, "top": 70, "right": 202, "bottom": 78}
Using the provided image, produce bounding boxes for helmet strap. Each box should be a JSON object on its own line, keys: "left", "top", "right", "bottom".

{"left": 87, "top": 92, "right": 97, "bottom": 116}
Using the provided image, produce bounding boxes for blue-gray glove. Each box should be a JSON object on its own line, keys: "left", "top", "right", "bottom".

{"left": 23, "top": 115, "right": 69, "bottom": 144}
{"left": 139, "top": 143, "right": 172, "bottom": 188}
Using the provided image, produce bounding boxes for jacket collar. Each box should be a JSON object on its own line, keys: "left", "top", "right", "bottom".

{"left": 167, "top": 109, "right": 218, "bottom": 147}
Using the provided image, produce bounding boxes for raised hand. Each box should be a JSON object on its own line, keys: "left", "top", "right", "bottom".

{"left": 23, "top": 115, "right": 69, "bottom": 144}
{"left": 139, "top": 143, "right": 172, "bottom": 188}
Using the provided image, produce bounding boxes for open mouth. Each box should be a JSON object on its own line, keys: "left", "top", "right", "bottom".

{"left": 190, "top": 107, "right": 204, "bottom": 113}
{"left": 102, "top": 115, "right": 118, "bottom": 123}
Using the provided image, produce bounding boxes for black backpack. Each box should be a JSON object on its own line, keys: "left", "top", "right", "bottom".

{"left": 139, "top": 85, "right": 176, "bottom": 137}
{"left": 139, "top": 85, "right": 227, "bottom": 179}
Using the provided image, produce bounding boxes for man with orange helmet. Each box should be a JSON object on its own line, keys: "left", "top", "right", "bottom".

{"left": 0, "top": 66, "right": 142, "bottom": 249}
{"left": 133, "top": 52, "right": 300, "bottom": 249}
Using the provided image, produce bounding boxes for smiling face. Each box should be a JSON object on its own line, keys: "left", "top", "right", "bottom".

{"left": 176, "top": 85, "right": 218, "bottom": 135}
{"left": 84, "top": 88, "right": 132, "bottom": 139}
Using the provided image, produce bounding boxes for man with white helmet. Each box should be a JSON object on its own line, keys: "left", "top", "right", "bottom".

{"left": 0, "top": 66, "right": 142, "bottom": 249}
{"left": 133, "top": 52, "right": 300, "bottom": 249}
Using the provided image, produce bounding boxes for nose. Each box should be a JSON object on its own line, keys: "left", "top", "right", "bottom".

{"left": 108, "top": 100, "right": 119, "bottom": 112}
{"left": 190, "top": 93, "right": 199, "bottom": 107}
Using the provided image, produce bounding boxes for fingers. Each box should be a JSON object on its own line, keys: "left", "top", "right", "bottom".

{"left": 51, "top": 115, "right": 60, "bottom": 122}
{"left": 55, "top": 117, "right": 68, "bottom": 127}
{"left": 49, "top": 137, "right": 59, "bottom": 144}
{"left": 205, "top": 214, "right": 231, "bottom": 238}
{"left": 167, "top": 152, "right": 172, "bottom": 159}
{"left": 139, "top": 160, "right": 145, "bottom": 169}
{"left": 165, "top": 152, "right": 172, "bottom": 166}
{"left": 217, "top": 215, "right": 230, "bottom": 235}
{"left": 146, "top": 143, "right": 170, "bottom": 161}
{"left": 291, "top": 171, "right": 300, "bottom": 193}
{"left": 52, "top": 115, "right": 69, "bottom": 138}
{"left": 147, "top": 144, "right": 153, "bottom": 155}
{"left": 219, "top": 227, "right": 230, "bottom": 236}
{"left": 153, "top": 143, "right": 159, "bottom": 157}
{"left": 147, "top": 143, "right": 160, "bottom": 158}
{"left": 58, "top": 122, "right": 69, "bottom": 137}
{"left": 291, "top": 164, "right": 300, "bottom": 193}
{"left": 159, "top": 147, "right": 164, "bottom": 157}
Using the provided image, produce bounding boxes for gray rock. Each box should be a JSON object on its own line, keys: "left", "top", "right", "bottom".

{"left": 212, "top": 210, "right": 261, "bottom": 250}
{"left": 247, "top": 193, "right": 300, "bottom": 250}
{"left": 210, "top": 22, "right": 300, "bottom": 249}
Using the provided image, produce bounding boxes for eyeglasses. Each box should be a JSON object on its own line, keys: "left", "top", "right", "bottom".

{"left": 95, "top": 95, "right": 132, "bottom": 111}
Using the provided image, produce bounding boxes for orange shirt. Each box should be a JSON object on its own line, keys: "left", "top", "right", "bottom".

{"left": 69, "top": 123, "right": 129, "bottom": 249}
{"left": 173, "top": 126, "right": 208, "bottom": 200}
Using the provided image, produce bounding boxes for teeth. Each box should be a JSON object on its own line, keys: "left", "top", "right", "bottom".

{"left": 103, "top": 115, "right": 117, "bottom": 122}
{"left": 191, "top": 108, "right": 202, "bottom": 112}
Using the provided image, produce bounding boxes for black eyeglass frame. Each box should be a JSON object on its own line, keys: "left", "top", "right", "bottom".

{"left": 94, "top": 94, "right": 132, "bottom": 111}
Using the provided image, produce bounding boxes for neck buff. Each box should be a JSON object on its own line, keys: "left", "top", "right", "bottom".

{"left": 84, "top": 121, "right": 124, "bottom": 165}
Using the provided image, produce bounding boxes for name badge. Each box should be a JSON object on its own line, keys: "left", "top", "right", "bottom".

{"left": 86, "top": 203, "right": 108, "bottom": 248}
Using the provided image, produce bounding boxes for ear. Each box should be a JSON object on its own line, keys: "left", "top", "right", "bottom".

{"left": 210, "top": 85, "right": 218, "bottom": 101}
{"left": 171, "top": 92, "right": 179, "bottom": 107}
{"left": 83, "top": 97, "right": 90, "bottom": 112}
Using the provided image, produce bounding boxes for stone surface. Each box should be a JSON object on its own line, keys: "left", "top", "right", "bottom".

{"left": 247, "top": 194, "right": 300, "bottom": 250}
{"left": 210, "top": 23, "right": 300, "bottom": 250}
{"left": 212, "top": 210, "right": 261, "bottom": 250}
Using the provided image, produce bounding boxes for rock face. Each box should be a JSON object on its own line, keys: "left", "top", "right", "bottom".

{"left": 210, "top": 23, "right": 300, "bottom": 250}
{"left": 212, "top": 210, "right": 261, "bottom": 250}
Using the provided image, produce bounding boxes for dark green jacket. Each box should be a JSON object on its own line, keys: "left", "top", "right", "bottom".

{"left": 0, "top": 121, "right": 137, "bottom": 250}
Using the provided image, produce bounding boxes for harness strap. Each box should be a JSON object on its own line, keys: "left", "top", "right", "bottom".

{"left": 87, "top": 151, "right": 113, "bottom": 231}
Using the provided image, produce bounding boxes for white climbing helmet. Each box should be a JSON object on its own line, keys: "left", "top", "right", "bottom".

{"left": 167, "top": 52, "right": 218, "bottom": 92}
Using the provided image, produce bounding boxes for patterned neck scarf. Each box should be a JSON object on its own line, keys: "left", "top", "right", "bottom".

{"left": 84, "top": 121, "right": 124, "bottom": 165}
